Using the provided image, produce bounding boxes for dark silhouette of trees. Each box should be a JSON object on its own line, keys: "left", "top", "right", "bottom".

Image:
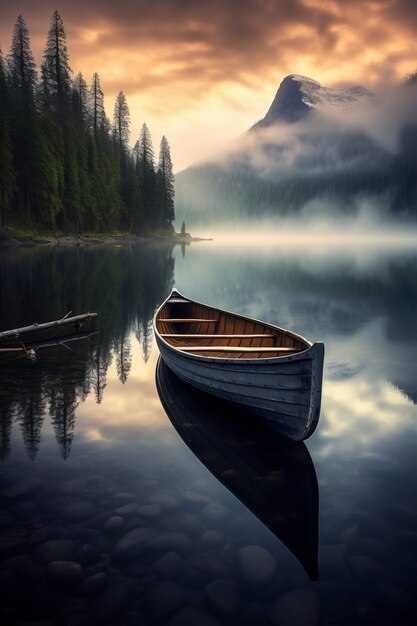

{"left": 157, "top": 136, "right": 175, "bottom": 230}
{"left": 113, "top": 91, "right": 130, "bottom": 149}
{"left": 134, "top": 123, "right": 159, "bottom": 228}
{"left": 7, "top": 15, "right": 37, "bottom": 98}
{"left": 41, "top": 10, "right": 72, "bottom": 108}
{"left": 0, "top": 50, "right": 15, "bottom": 228}
{"left": 90, "top": 72, "right": 106, "bottom": 135}
{"left": 0, "top": 12, "right": 176, "bottom": 235}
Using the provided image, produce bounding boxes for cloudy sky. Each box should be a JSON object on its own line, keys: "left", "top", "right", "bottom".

{"left": 0, "top": 0, "right": 415, "bottom": 169}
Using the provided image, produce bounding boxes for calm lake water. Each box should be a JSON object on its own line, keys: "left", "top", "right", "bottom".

{"left": 0, "top": 239, "right": 416, "bottom": 626}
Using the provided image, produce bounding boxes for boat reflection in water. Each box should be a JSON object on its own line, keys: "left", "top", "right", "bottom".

{"left": 156, "top": 358, "right": 319, "bottom": 581}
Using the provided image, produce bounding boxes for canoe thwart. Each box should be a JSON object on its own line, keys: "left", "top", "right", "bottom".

{"left": 159, "top": 319, "right": 218, "bottom": 323}
{"left": 160, "top": 333, "right": 276, "bottom": 338}
{"left": 177, "top": 346, "right": 301, "bottom": 353}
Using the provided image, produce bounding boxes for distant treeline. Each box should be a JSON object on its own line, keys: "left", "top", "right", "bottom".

{"left": 0, "top": 11, "right": 175, "bottom": 234}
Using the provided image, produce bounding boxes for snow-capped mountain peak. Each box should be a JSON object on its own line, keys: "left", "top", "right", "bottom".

{"left": 253, "top": 74, "right": 373, "bottom": 128}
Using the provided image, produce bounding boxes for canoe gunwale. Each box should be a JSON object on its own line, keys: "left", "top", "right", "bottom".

{"left": 154, "top": 288, "right": 314, "bottom": 364}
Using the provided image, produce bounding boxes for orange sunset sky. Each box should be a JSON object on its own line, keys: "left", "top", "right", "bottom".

{"left": 0, "top": 0, "right": 415, "bottom": 170}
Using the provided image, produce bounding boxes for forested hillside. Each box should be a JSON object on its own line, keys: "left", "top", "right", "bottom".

{"left": 0, "top": 12, "right": 175, "bottom": 235}
{"left": 176, "top": 74, "right": 417, "bottom": 226}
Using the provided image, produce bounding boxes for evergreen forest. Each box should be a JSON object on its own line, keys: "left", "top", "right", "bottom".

{"left": 0, "top": 12, "right": 175, "bottom": 236}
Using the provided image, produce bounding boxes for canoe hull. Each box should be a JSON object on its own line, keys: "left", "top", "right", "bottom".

{"left": 154, "top": 296, "right": 324, "bottom": 441}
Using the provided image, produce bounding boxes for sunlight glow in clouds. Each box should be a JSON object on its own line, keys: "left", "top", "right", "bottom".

{"left": 0, "top": 0, "right": 415, "bottom": 168}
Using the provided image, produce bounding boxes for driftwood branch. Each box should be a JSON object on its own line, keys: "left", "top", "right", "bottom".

{"left": 0, "top": 312, "right": 98, "bottom": 341}
{"left": 0, "top": 331, "right": 98, "bottom": 356}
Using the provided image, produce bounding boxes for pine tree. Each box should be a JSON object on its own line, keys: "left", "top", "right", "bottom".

{"left": 41, "top": 10, "right": 72, "bottom": 108}
{"left": 136, "top": 123, "right": 158, "bottom": 227}
{"left": 7, "top": 15, "right": 37, "bottom": 101}
{"left": 157, "top": 135, "right": 175, "bottom": 229}
{"left": 0, "top": 49, "right": 16, "bottom": 228}
{"left": 73, "top": 72, "right": 88, "bottom": 122}
{"left": 6, "top": 17, "right": 39, "bottom": 224}
{"left": 113, "top": 91, "right": 130, "bottom": 149}
{"left": 89, "top": 72, "right": 106, "bottom": 135}
{"left": 137, "top": 122, "right": 154, "bottom": 165}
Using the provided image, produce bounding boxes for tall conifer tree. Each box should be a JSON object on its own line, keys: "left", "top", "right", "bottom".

{"left": 113, "top": 91, "right": 130, "bottom": 149}
{"left": 90, "top": 72, "right": 106, "bottom": 135}
{"left": 0, "top": 49, "right": 16, "bottom": 227}
{"left": 41, "top": 10, "right": 72, "bottom": 107}
{"left": 136, "top": 123, "right": 158, "bottom": 227}
{"left": 7, "top": 15, "right": 37, "bottom": 100}
{"left": 157, "top": 135, "right": 175, "bottom": 229}
{"left": 73, "top": 72, "right": 88, "bottom": 122}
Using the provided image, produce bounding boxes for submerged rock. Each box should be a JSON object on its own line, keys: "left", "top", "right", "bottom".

{"left": 36, "top": 539, "right": 77, "bottom": 563}
{"left": 103, "top": 516, "right": 125, "bottom": 533}
{"left": 61, "top": 501, "right": 95, "bottom": 521}
{"left": 113, "top": 527, "right": 157, "bottom": 558}
{"left": 47, "top": 560, "right": 83, "bottom": 584}
{"left": 59, "top": 478, "right": 87, "bottom": 494}
{"left": 269, "top": 588, "right": 320, "bottom": 626}
{"left": 138, "top": 504, "right": 162, "bottom": 518}
{"left": 236, "top": 545, "right": 276, "bottom": 589}
{"left": 113, "top": 491, "right": 136, "bottom": 502}
{"left": 147, "top": 531, "right": 193, "bottom": 555}
{"left": 114, "top": 503, "right": 140, "bottom": 517}
{"left": 348, "top": 555, "right": 376, "bottom": 580}
{"left": 201, "top": 530, "right": 227, "bottom": 546}
{"left": 149, "top": 492, "right": 181, "bottom": 510}
{"left": 145, "top": 581, "right": 186, "bottom": 622}
{"left": 152, "top": 551, "right": 185, "bottom": 580}
{"left": 320, "top": 544, "right": 347, "bottom": 580}
{"left": 90, "top": 582, "right": 131, "bottom": 624}
{"left": 2, "top": 477, "right": 43, "bottom": 499}
{"left": 202, "top": 502, "right": 228, "bottom": 522}
{"left": 82, "top": 572, "right": 108, "bottom": 595}
{"left": 2, "top": 554, "right": 42, "bottom": 581}
{"left": 166, "top": 607, "right": 221, "bottom": 625}
{"left": 205, "top": 578, "right": 241, "bottom": 615}
{"left": 172, "top": 512, "right": 205, "bottom": 536}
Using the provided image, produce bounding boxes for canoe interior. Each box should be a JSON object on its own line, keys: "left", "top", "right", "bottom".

{"left": 156, "top": 292, "right": 310, "bottom": 359}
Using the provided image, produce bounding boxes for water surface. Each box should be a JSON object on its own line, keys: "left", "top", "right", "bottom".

{"left": 0, "top": 240, "right": 416, "bottom": 625}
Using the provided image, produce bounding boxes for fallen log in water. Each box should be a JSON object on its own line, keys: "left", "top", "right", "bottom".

{"left": 0, "top": 331, "right": 98, "bottom": 362}
{"left": 0, "top": 312, "right": 98, "bottom": 341}
{"left": 0, "top": 331, "right": 98, "bottom": 353}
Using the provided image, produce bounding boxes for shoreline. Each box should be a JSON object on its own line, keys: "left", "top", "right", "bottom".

{"left": 0, "top": 233, "right": 212, "bottom": 248}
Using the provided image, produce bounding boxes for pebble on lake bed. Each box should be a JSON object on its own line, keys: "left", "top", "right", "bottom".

{"left": 103, "top": 516, "right": 125, "bottom": 532}
{"left": 205, "top": 578, "right": 241, "bottom": 615}
{"left": 269, "top": 588, "right": 320, "bottom": 626}
{"left": 61, "top": 500, "right": 95, "bottom": 521}
{"left": 145, "top": 581, "right": 186, "bottom": 622}
{"left": 236, "top": 545, "right": 276, "bottom": 589}
{"left": 2, "top": 477, "right": 43, "bottom": 499}
{"left": 47, "top": 560, "right": 83, "bottom": 584}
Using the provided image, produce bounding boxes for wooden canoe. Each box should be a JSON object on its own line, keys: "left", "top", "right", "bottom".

{"left": 154, "top": 289, "right": 324, "bottom": 441}
{"left": 156, "top": 358, "right": 319, "bottom": 580}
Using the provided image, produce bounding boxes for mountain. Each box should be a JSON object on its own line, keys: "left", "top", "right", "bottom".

{"left": 252, "top": 74, "right": 373, "bottom": 127}
{"left": 175, "top": 74, "right": 417, "bottom": 227}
